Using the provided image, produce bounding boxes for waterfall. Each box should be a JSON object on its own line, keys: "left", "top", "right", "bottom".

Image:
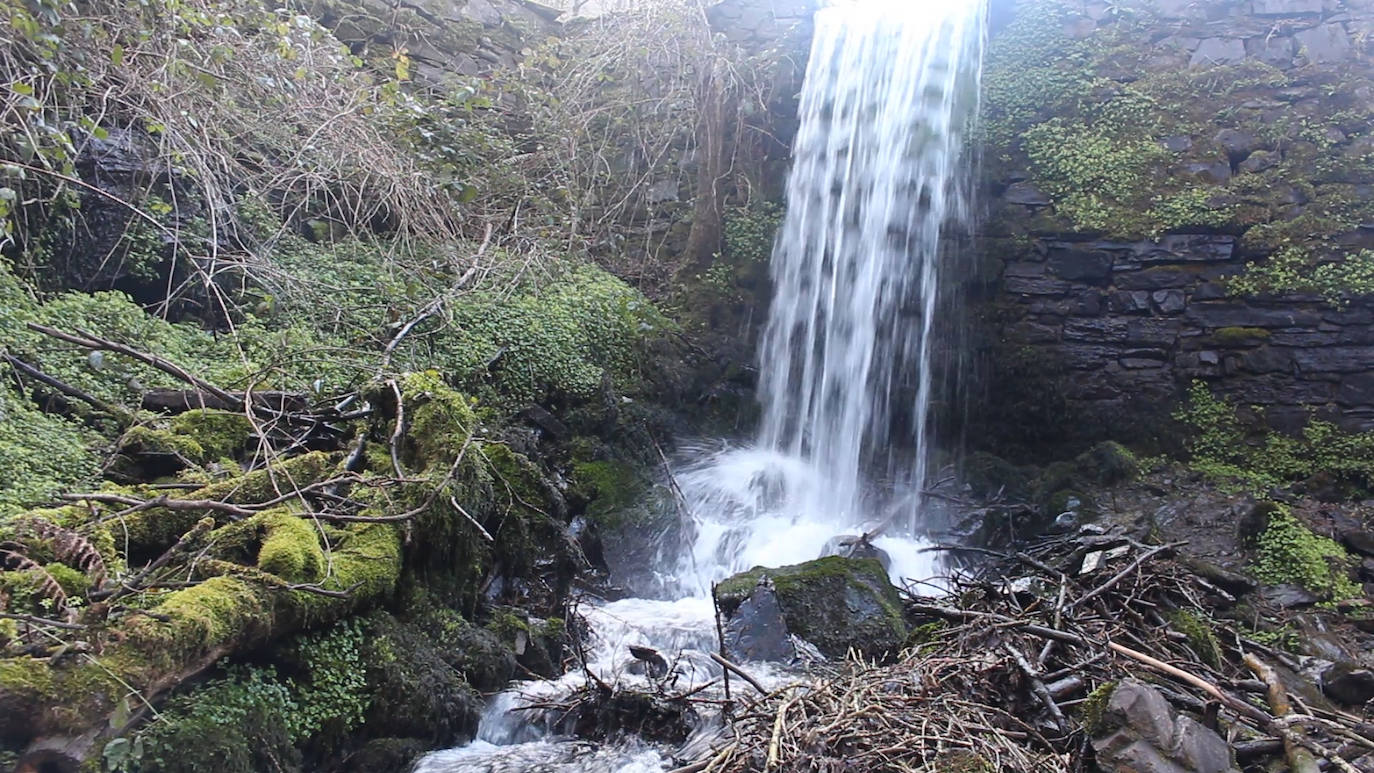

{"left": 757, "top": 0, "right": 985, "bottom": 530}
{"left": 674, "top": 0, "right": 986, "bottom": 593}
{"left": 416, "top": 3, "right": 988, "bottom": 770}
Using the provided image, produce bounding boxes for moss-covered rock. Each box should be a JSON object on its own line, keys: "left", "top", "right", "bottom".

{"left": 342, "top": 738, "right": 430, "bottom": 773}
{"left": 962, "top": 451, "right": 1035, "bottom": 499}
{"left": 360, "top": 613, "right": 482, "bottom": 748}
{"left": 486, "top": 607, "right": 567, "bottom": 678}
{"left": 715, "top": 556, "right": 907, "bottom": 660}
{"left": 1073, "top": 441, "right": 1141, "bottom": 486}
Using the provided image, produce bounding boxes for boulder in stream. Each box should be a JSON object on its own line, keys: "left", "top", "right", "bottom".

{"left": 715, "top": 556, "right": 908, "bottom": 660}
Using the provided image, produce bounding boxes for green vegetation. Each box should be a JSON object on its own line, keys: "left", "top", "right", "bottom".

{"left": 1078, "top": 681, "right": 1118, "bottom": 733}
{"left": 721, "top": 202, "right": 784, "bottom": 267}
{"left": 1210, "top": 327, "right": 1270, "bottom": 346}
{"left": 1166, "top": 609, "right": 1223, "bottom": 668}
{"left": 985, "top": 0, "right": 1374, "bottom": 244}
{"left": 1251, "top": 504, "right": 1361, "bottom": 601}
{"left": 1227, "top": 248, "right": 1374, "bottom": 307}
{"left": 1175, "top": 382, "right": 1374, "bottom": 493}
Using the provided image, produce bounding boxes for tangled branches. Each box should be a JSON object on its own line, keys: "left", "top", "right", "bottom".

{"left": 679, "top": 532, "right": 1374, "bottom": 773}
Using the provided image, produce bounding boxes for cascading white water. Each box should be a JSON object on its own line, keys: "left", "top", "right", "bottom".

{"left": 757, "top": 0, "right": 984, "bottom": 531}
{"left": 416, "top": 3, "right": 986, "bottom": 770}
{"left": 673, "top": 0, "right": 986, "bottom": 594}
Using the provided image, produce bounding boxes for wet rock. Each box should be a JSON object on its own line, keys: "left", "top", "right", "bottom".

{"left": 1074, "top": 441, "right": 1141, "bottom": 485}
{"left": 1092, "top": 679, "right": 1240, "bottom": 773}
{"left": 1152, "top": 290, "right": 1187, "bottom": 315}
{"left": 1253, "top": 0, "right": 1322, "bottom": 14}
{"left": 1245, "top": 36, "right": 1295, "bottom": 68}
{"left": 363, "top": 616, "right": 484, "bottom": 747}
{"left": 628, "top": 645, "right": 669, "bottom": 678}
{"left": 1261, "top": 583, "right": 1321, "bottom": 608}
{"left": 1175, "top": 556, "right": 1257, "bottom": 596}
{"left": 1190, "top": 38, "right": 1246, "bottom": 67}
{"left": 1295, "top": 24, "right": 1352, "bottom": 63}
{"left": 1181, "top": 159, "right": 1232, "bottom": 184}
{"left": 344, "top": 738, "right": 430, "bottom": 773}
{"left": 1049, "top": 248, "right": 1114, "bottom": 284}
{"left": 1214, "top": 130, "right": 1260, "bottom": 164}
{"left": 1172, "top": 716, "right": 1236, "bottom": 773}
{"left": 1238, "top": 149, "right": 1281, "bottom": 174}
{"left": 722, "top": 581, "right": 801, "bottom": 662}
{"left": 821, "top": 534, "right": 892, "bottom": 570}
{"left": 1321, "top": 662, "right": 1374, "bottom": 706}
{"left": 716, "top": 556, "right": 907, "bottom": 660}
{"left": 1004, "top": 181, "right": 1052, "bottom": 206}
{"left": 1341, "top": 529, "right": 1374, "bottom": 558}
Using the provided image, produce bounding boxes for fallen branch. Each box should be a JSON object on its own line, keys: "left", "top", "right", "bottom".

{"left": 28, "top": 323, "right": 244, "bottom": 412}
{"left": 1245, "top": 654, "right": 1321, "bottom": 773}
{"left": 3, "top": 352, "right": 132, "bottom": 421}
{"left": 709, "top": 652, "right": 768, "bottom": 695}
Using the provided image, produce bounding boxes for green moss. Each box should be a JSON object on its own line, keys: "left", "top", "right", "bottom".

{"left": 255, "top": 510, "right": 325, "bottom": 583}
{"left": 169, "top": 410, "right": 253, "bottom": 462}
{"left": 1252, "top": 505, "right": 1360, "bottom": 601}
{"left": 120, "top": 451, "right": 337, "bottom": 552}
{"left": 962, "top": 452, "right": 1035, "bottom": 499}
{"left": 400, "top": 371, "right": 478, "bottom": 471}
{"left": 42, "top": 561, "right": 90, "bottom": 598}
{"left": 716, "top": 557, "right": 907, "bottom": 659}
{"left": 483, "top": 442, "right": 550, "bottom": 509}
{"left": 1079, "top": 681, "right": 1118, "bottom": 734}
{"left": 572, "top": 459, "right": 648, "bottom": 529}
{"left": 1167, "top": 609, "right": 1223, "bottom": 668}
{"left": 1073, "top": 441, "right": 1140, "bottom": 485}
{"left": 1211, "top": 327, "right": 1271, "bottom": 346}
{"left": 132, "top": 576, "right": 274, "bottom": 661}
{"left": 118, "top": 425, "right": 208, "bottom": 464}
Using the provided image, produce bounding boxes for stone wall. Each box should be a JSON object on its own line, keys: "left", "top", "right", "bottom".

{"left": 707, "top": 0, "right": 815, "bottom": 46}
{"left": 979, "top": 0, "right": 1374, "bottom": 449}
{"left": 297, "top": 0, "right": 560, "bottom": 87}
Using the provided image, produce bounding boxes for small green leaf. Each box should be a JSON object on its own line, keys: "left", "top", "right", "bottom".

{"left": 111, "top": 43, "right": 124, "bottom": 66}
{"left": 10, "top": 81, "right": 33, "bottom": 96}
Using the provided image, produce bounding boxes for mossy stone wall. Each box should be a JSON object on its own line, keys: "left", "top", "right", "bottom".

{"left": 978, "top": 0, "right": 1374, "bottom": 452}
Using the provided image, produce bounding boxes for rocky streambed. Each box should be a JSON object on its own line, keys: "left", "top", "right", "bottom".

{"left": 413, "top": 461, "right": 1374, "bottom": 773}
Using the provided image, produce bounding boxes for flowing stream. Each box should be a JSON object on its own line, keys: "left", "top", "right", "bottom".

{"left": 416, "top": 1, "right": 986, "bottom": 769}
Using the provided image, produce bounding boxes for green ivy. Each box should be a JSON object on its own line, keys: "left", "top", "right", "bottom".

{"left": 133, "top": 665, "right": 302, "bottom": 773}
{"left": 1175, "top": 381, "right": 1374, "bottom": 493}
{"left": 1228, "top": 248, "right": 1374, "bottom": 307}
{"left": 1252, "top": 505, "right": 1361, "bottom": 601}
{"left": 285, "top": 617, "right": 371, "bottom": 744}
{"left": 721, "top": 202, "right": 783, "bottom": 266}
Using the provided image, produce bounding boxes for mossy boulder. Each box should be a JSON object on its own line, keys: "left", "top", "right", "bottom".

{"left": 962, "top": 451, "right": 1035, "bottom": 500}
{"left": 1073, "top": 441, "right": 1141, "bottom": 485}
{"left": 342, "top": 738, "right": 430, "bottom": 773}
{"left": 715, "top": 556, "right": 907, "bottom": 660}
{"left": 361, "top": 615, "right": 482, "bottom": 747}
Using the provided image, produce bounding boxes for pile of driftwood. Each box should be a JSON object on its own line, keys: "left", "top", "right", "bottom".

{"left": 670, "top": 531, "right": 1374, "bottom": 773}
